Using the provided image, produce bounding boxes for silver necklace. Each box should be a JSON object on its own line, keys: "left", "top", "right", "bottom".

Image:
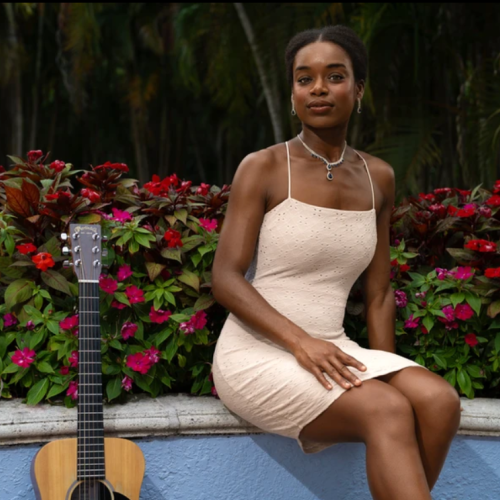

{"left": 297, "top": 134, "right": 347, "bottom": 181}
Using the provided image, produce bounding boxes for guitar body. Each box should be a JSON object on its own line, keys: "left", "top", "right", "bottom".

{"left": 31, "top": 437, "right": 145, "bottom": 500}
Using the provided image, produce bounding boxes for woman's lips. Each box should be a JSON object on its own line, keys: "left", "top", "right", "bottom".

{"left": 309, "top": 105, "right": 333, "bottom": 114}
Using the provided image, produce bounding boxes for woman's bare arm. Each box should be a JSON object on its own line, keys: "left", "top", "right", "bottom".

{"left": 212, "top": 148, "right": 309, "bottom": 354}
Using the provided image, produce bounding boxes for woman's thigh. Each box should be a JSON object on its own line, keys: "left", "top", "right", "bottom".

{"left": 298, "top": 378, "right": 415, "bottom": 445}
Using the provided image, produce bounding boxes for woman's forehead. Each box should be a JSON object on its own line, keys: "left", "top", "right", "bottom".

{"left": 294, "top": 42, "right": 352, "bottom": 71}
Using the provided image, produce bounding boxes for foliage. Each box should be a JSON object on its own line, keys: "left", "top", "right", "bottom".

{"left": 0, "top": 151, "right": 229, "bottom": 406}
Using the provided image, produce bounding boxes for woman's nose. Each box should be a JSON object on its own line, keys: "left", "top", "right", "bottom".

{"left": 310, "top": 78, "right": 327, "bottom": 95}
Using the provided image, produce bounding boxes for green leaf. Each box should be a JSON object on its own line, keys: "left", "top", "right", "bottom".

{"left": 134, "top": 233, "right": 154, "bottom": 248}
{"left": 164, "top": 336, "right": 178, "bottom": 362}
{"left": 432, "top": 354, "right": 447, "bottom": 369}
{"left": 128, "top": 240, "right": 140, "bottom": 254}
{"left": 26, "top": 378, "right": 49, "bottom": 405}
{"left": 2, "top": 362, "right": 20, "bottom": 374}
{"left": 114, "top": 292, "right": 130, "bottom": 306}
{"left": 495, "top": 332, "right": 500, "bottom": 353}
{"left": 109, "top": 340, "right": 123, "bottom": 351}
{"left": 47, "top": 321, "right": 60, "bottom": 335}
{"left": 191, "top": 253, "right": 202, "bottom": 267}
{"left": 194, "top": 294, "right": 215, "bottom": 311}
{"left": 464, "top": 292, "right": 481, "bottom": 317}
{"left": 145, "top": 262, "right": 166, "bottom": 281}
{"left": 197, "top": 244, "right": 212, "bottom": 257}
{"left": 161, "top": 247, "right": 182, "bottom": 263}
{"left": 47, "top": 383, "right": 69, "bottom": 399}
{"left": 106, "top": 377, "right": 122, "bottom": 401}
{"left": 177, "top": 269, "right": 200, "bottom": 292}
{"left": 450, "top": 292, "right": 465, "bottom": 308}
{"left": 444, "top": 368, "right": 457, "bottom": 387}
{"left": 465, "top": 364, "right": 483, "bottom": 378}
{"left": 174, "top": 208, "right": 188, "bottom": 224}
{"left": 177, "top": 353, "right": 186, "bottom": 368}
{"left": 422, "top": 315, "right": 435, "bottom": 333}
{"left": 154, "top": 328, "right": 173, "bottom": 347}
{"left": 163, "top": 290, "right": 176, "bottom": 307}
{"left": 487, "top": 300, "right": 500, "bottom": 319}
{"left": 41, "top": 270, "right": 72, "bottom": 296}
{"left": 457, "top": 369, "right": 472, "bottom": 395}
{"left": 30, "top": 330, "right": 46, "bottom": 350}
{"left": 37, "top": 361, "right": 55, "bottom": 374}
{"left": 24, "top": 305, "right": 44, "bottom": 320}
{"left": 4, "top": 279, "right": 32, "bottom": 311}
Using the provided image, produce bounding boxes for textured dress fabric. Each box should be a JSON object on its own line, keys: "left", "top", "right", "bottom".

{"left": 212, "top": 142, "right": 429, "bottom": 454}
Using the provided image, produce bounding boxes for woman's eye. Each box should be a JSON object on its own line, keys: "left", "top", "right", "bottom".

{"left": 330, "top": 74, "right": 343, "bottom": 81}
{"left": 298, "top": 77, "right": 311, "bottom": 84}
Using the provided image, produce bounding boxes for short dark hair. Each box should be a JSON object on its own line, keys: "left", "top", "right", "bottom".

{"left": 285, "top": 25, "right": 368, "bottom": 88}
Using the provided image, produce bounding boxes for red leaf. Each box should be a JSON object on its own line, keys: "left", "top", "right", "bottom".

{"left": 5, "top": 186, "right": 31, "bottom": 217}
{"left": 22, "top": 179, "right": 40, "bottom": 208}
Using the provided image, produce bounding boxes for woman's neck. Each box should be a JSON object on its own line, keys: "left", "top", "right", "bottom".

{"left": 299, "top": 125, "right": 348, "bottom": 163}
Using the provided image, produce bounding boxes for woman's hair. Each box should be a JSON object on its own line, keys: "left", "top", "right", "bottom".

{"left": 285, "top": 25, "right": 368, "bottom": 88}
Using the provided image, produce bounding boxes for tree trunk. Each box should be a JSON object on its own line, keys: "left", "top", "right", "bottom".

{"left": 234, "top": 3, "right": 284, "bottom": 144}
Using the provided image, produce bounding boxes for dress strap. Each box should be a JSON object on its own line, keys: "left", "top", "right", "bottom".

{"left": 285, "top": 141, "right": 292, "bottom": 199}
{"left": 353, "top": 149, "right": 375, "bottom": 211}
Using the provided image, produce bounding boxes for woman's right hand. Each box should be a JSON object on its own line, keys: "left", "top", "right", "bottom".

{"left": 292, "top": 336, "right": 367, "bottom": 390}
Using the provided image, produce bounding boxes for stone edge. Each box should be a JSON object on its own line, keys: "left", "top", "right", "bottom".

{"left": 0, "top": 394, "right": 499, "bottom": 446}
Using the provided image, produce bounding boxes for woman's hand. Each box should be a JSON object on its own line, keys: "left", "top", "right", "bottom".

{"left": 292, "top": 336, "right": 367, "bottom": 390}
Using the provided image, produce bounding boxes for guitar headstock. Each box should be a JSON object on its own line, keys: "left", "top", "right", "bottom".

{"left": 62, "top": 224, "right": 103, "bottom": 282}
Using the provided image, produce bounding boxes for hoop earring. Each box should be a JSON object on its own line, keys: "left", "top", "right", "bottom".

{"left": 357, "top": 98, "right": 362, "bottom": 114}
{"left": 291, "top": 98, "right": 296, "bottom": 116}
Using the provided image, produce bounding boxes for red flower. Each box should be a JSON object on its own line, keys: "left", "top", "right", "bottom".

{"left": 434, "top": 187, "right": 452, "bottom": 195}
{"left": 428, "top": 203, "right": 447, "bottom": 218}
{"left": 456, "top": 206, "right": 476, "bottom": 218}
{"left": 121, "top": 322, "right": 138, "bottom": 340}
{"left": 164, "top": 228, "right": 183, "bottom": 248}
{"left": 126, "top": 352, "right": 153, "bottom": 374}
{"left": 117, "top": 264, "right": 133, "bottom": 281}
{"left": 196, "top": 183, "right": 210, "bottom": 196}
{"left": 27, "top": 150, "right": 43, "bottom": 162}
{"left": 419, "top": 192, "right": 436, "bottom": 202}
{"left": 464, "top": 239, "right": 497, "bottom": 252}
{"left": 67, "top": 381, "right": 78, "bottom": 400}
{"left": 176, "top": 180, "right": 192, "bottom": 193}
{"left": 60, "top": 314, "right": 79, "bottom": 331}
{"left": 464, "top": 333, "right": 478, "bottom": 347}
{"left": 149, "top": 306, "right": 172, "bottom": 324}
{"left": 99, "top": 276, "right": 118, "bottom": 294}
{"left": 49, "top": 160, "right": 66, "bottom": 172}
{"left": 68, "top": 350, "right": 79, "bottom": 367}
{"left": 455, "top": 303, "right": 474, "bottom": 321}
{"left": 60, "top": 366, "right": 70, "bottom": 375}
{"left": 94, "top": 161, "right": 129, "bottom": 172}
{"left": 486, "top": 195, "right": 500, "bottom": 207}
{"left": 485, "top": 268, "right": 500, "bottom": 278}
{"left": 81, "top": 188, "right": 101, "bottom": 203}
{"left": 16, "top": 243, "right": 37, "bottom": 254}
{"left": 45, "top": 190, "right": 71, "bottom": 201}
{"left": 447, "top": 205, "right": 458, "bottom": 216}
{"left": 11, "top": 347, "right": 36, "bottom": 368}
{"left": 456, "top": 188, "right": 472, "bottom": 197}
{"left": 32, "top": 252, "right": 55, "bottom": 272}
{"left": 399, "top": 264, "right": 410, "bottom": 273}
{"left": 125, "top": 285, "right": 145, "bottom": 304}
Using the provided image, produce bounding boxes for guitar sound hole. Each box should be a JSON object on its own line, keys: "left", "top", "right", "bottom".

{"left": 69, "top": 480, "right": 130, "bottom": 499}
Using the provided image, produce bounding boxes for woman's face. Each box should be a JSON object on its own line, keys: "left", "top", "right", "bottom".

{"left": 292, "top": 41, "right": 363, "bottom": 129}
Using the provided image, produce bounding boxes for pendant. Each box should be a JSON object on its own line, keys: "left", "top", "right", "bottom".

{"left": 327, "top": 171, "right": 333, "bottom": 181}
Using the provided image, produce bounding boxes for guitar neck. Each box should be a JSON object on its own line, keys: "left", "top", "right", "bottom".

{"left": 77, "top": 281, "right": 105, "bottom": 480}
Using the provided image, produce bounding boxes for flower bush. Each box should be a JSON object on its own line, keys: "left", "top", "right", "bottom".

{"left": 1, "top": 151, "right": 500, "bottom": 406}
{"left": 0, "top": 151, "right": 229, "bottom": 406}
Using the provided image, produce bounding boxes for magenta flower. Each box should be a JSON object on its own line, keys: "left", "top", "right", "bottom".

{"left": 111, "top": 300, "right": 128, "bottom": 310}
{"left": 99, "top": 275, "right": 118, "bottom": 294}
{"left": 199, "top": 218, "right": 218, "bottom": 232}
{"left": 144, "top": 346, "right": 161, "bottom": 364}
{"left": 125, "top": 285, "right": 145, "bottom": 304}
{"left": 111, "top": 208, "right": 133, "bottom": 223}
{"left": 68, "top": 350, "right": 79, "bottom": 368}
{"left": 179, "top": 321, "right": 195, "bottom": 334}
{"left": 117, "top": 264, "right": 133, "bottom": 281}
{"left": 451, "top": 266, "right": 474, "bottom": 281}
{"left": 60, "top": 314, "right": 79, "bottom": 331}
{"left": 435, "top": 267, "right": 453, "bottom": 280}
{"left": 394, "top": 290, "right": 407, "bottom": 308}
{"left": 149, "top": 306, "right": 172, "bottom": 324}
{"left": 3, "top": 313, "right": 17, "bottom": 328}
{"left": 26, "top": 320, "right": 35, "bottom": 330}
{"left": 67, "top": 381, "right": 78, "bottom": 400}
{"left": 455, "top": 303, "right": 474, "bottom": 321}
{"left": 122, "top": 376, "right": 133, "bottom": 392}
{"left": 121, "top": 322, "right": 138, "bottom": 340}
{"left": 404, "top": 314, "right": 420, "bottom": 329}
{"left": 11, "top": 347, "right": 36, "bottom": 368}
{"left": 442, "top": 305, "right": 455, "bottom": 322}
{"left": 191, "top": 310, "right": 207, "bottom": 330}
{"left": 465, "top": 333, "right": 478, "bottom": 347}
{"left": 60, "top": 366, "right": 70, "bottom": 375}
{"left": 126, "top": 352, "right": 153, "bottom": 374}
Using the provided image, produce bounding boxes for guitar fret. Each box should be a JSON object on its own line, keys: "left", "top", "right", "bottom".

{"left": 79, "top": 350, "right": 101, "bottom": 352}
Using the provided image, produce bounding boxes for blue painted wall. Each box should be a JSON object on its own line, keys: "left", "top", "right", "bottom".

{"left": 1, "top": 434, "right": 499, "bottom": 500}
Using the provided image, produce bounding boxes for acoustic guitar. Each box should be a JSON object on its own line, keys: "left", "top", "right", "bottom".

{"left": 30, "top": 223, "right": 145, "bottom": 499}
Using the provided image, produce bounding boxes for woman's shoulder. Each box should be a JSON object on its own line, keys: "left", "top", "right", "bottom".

{"left": 354, "top": 149, "right": 395, "bottom": 196}
{"left": 235, "top": 143, "right": 286, "bottom": 182}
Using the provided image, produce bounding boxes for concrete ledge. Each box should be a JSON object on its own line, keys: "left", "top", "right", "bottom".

{"left": 0, "top": 394, "right": 498, "bottom": 446}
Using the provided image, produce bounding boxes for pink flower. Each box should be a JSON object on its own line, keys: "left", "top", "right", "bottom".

{"left": 125, "top": 285, "right": 145, "bottom": 304}
{"left": 60, "top": 366, "right": 70, "bottom": 375}
{"left": 121, "top": 322, "right": 138, "bottom": 340}
{"left": 126, "top": 352, "right": 153, "bottom": 374}
{"left": 199, "top": 218, "right": 218, "bottom": 232}
{"left": 60, "top": 314, "right": 79, "bottom": 331}
{"left": 394, "top": 290, "right": 407, "bottom": 308}
{"left": 3, "top": 313, "right": 17, "bottom": 328}
{"left": 191, "top": 310, "right": 207, "bottom": 330}
{"left": 451, "top": 266, "right": 474, "bottom": 281}
{"left": 149, "top": 306, "right": 172, "bottom": 324}
{"left": 111, "top": 208, "right": 133, "bottom": 223}
{"left": 111, "top": 300, "right": 128, "bottom": 310}
{"left": 455, "top": 303, "right": 474, "bottom": 321}
{"left": 68, "top": 350, "right": 79, "bottom": 368}
{"left": 179, "top": 321, "right": 195, "bottom": 334}
{"left": 442, "top": 305, "right": 455, "bottom": 322}
{"left": 99, "top": 275, "right": 118, "bottom": 294}
{"left": 26, "top": 320, "right": 35, "bottom": 330}
{"left": 122, "top": 376, "right": 133, "bottom": 392}
{"left": 67, "top": 381, "right": 78, "bottom": 400}
{"left": 404, "top": 314, "right": 420, "bottom": 329}
{"left": 117, "top": 264, "right": 133, "bottom": 281}
{"left": 465, "top": 333, "right": 478, "bottom": 347}
{"left": 144, "top": 346, "right": 161, "bottom": 364}
{"left": 11, "top": 347, "right": 36, "bottom": 368}
{"left": 478, "top": 206, "right": 492, "bottom": 218}
{"left": 435, "top": 268, "right": 453, "bottom": 280}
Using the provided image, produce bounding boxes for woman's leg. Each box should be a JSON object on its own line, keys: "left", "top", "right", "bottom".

{"left": 298, "top": 379, "right": 432, "bottom": 500}
{"left": 375, "top": 366, "right": 462, "bottom": 491}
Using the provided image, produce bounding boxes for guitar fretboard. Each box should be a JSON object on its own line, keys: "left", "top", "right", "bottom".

{"left": 77, "top": 282, "right": 105, "bottom": 480}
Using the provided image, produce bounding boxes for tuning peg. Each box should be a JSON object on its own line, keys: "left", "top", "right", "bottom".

{"left": 62, "top": 246, "right": 70, "bottom": 255}
{"left": 63, "top": 260, "right": 72, "bottom": 269}
{"left": 61, "top": 233, "right": 68, "bottom": 241}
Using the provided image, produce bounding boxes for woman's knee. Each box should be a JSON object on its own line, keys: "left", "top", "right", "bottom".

{"left": 414, "top": 376, "right": 462, "bottom": 422}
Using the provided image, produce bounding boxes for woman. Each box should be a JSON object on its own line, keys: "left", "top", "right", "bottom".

{"left": 211, "top": 25, "right": 461, "bottom": 499}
